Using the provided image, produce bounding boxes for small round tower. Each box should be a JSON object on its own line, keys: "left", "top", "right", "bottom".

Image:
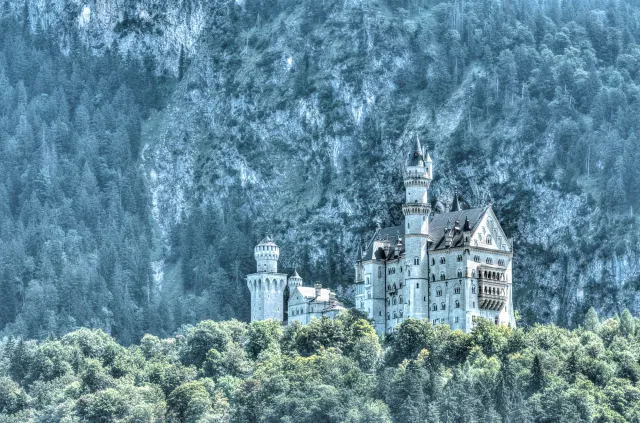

{"left": 254, "top": 236, "right": 279, "bottom": 273}
{"left": 288, "top": 270, "right": 303, "bottom": 288}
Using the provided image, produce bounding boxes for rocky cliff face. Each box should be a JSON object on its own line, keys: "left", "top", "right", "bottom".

{"left": 15, "top": 0, "right": 640, "bottom": 327}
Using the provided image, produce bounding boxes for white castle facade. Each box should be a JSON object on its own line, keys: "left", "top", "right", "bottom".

{"left": 248, "top": 139, "right": 515, "bottom": 335}
{"left": 246, "top": 237, "right": 345, "bottom": 324}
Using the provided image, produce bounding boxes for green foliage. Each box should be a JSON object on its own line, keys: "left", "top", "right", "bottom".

{"left": 2, "top": 314, "right": 640, "bottom": 421}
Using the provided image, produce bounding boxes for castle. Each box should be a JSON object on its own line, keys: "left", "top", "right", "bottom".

{"left": 246, "top": 237, "right": 345, "bottom": 324}
{"left": 248, "top": 139, "right": 515, "bottom": 334}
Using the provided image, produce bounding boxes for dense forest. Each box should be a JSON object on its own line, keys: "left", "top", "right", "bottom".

{"left": 2, "top": 0, "right": 640, "bottom": 344}
{"left": 1, "top": 311, "right": 640, "bottom": 422}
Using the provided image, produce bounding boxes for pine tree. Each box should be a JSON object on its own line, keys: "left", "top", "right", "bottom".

{"left": 584, "top": 307, "right": 600, "bottom": 332}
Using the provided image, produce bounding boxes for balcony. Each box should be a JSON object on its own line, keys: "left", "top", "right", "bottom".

{"left": 478, "top": 282, "right": 508, "bottom": 310}
{"left": 477, "top": 266, "right": 508, "bottom": 310}
{"left": 402, "top": 203, "right": 431, "bottom": 216}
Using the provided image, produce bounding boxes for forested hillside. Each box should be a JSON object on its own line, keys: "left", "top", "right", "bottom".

{"left": 1, "top": 0, "right": 640, "bottom": 343}
{"left": 1, "top": 312, "right": 640, "bottom": 422}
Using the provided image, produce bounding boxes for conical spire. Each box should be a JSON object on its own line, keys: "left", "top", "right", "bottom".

{"left": 413, "top": 135, "right": 422, "bottom": 158}
{"left": 463, "top": 216, "right": 472, "bottom": 232}
{"left": 408, "top": 135, "right": 425, "bottom": 166}
{"left": 451, "top": 187, "right": 461, "bottom": 212}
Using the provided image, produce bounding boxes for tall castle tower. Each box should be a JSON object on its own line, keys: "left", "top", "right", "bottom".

{"left": 402, "top": 137, "right": 432, "bottom": 321}
{"left": 246, "top": 237, "right": 288, "bottom": 322}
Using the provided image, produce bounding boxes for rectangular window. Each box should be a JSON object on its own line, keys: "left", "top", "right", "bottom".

{"left": 416, "top": 283, "right": 419, "bottom": 288}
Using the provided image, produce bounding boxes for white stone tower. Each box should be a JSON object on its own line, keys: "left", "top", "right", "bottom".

{"left": 402, "top": 137, "right": 432, "bottom": 321}
{"left": 246, "top": 237, "right": 288, "bottom": 322}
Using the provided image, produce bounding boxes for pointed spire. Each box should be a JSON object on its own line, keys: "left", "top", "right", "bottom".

{"left": 413, "top": 135, "right": 422, "bottom": 158}
{"left": 451, "top": 187, "right": 461, "bottom": 212}
{"left": 293, "top": 269, "right": 301, "bottom": 278}
{"left": 408, "top": 135, "right": 425, "bottom": 166}
{"left": 463, "top": 216, "right": 472, "bottom": 232}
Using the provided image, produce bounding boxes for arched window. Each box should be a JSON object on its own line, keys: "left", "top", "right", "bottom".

{"left": 472, "top": 285, "right": 476, "bottom": 294}
{"left": 486, "top": 257, "right": 492, "bottom": 264}
{"left": 474, "top": 256, "right": 480, "bottom": 263}
{"left": 457, "top": 255, "right": 462, "bottom": 262}
{"left": 455, "top": 300, "right": 460, "bottom": 308}
{"left": 472, "top": 269, "right": 476, "bottom": 277}
{"left": 431, "top": 274, "right": 436, "bottom": 282}
{"left": 360, "top": 301, "right": 364, "bottom": 309}
{"left": 432, "top": 258, "right": 435, "bottom": 266}
{"left": 457, "top": 270, "right": 463, "bottom": 278}
{"left": 414, "top": 257, "right": 420, "bottom": 265}
{"left": 495, "top": 316, "right": 499, "bottom": 325}
{"left": 441, "top": 303, "right": 446, "bottom": 310}
{"left": 454, "top": 287, "right": 460, "bottom": 294}
{"left": 487, "top": 236, "right": 492, "bottom": 245}
{"left": 399, "top": 296, "right": 403, "bottom": 304}
{"left": 367, "top": 292, "right": 371, "bottom": 299}
{"left": 432, "top": 303, "right": 438, "bottom": 311}
{"left": 386, "top": 298, "right": 390, "bottom": 306}
{"left": 436, "top": 289, "right": 442, "bottom": 297}
{"left": 440, "top": 257, "right": 446, "bottom": 264}
{"left": 393, "top": 297, "right": 397, "bottom": 305}
{"left": 440, "top": 273, "right": 446, "bottom": 280}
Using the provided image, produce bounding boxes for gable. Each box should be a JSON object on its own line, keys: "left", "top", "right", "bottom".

{"left": 470, "top": 208, "right": 511, "bottom": 252}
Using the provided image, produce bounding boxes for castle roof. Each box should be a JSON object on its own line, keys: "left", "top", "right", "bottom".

{"left": 361, "top": 206, "right": 489, "bottom": 261}
{"left": 429, "top": 207, "right": 486, "bottom": 250}
{"left": 257, "top": 236, "right": 277, "bottom": 246}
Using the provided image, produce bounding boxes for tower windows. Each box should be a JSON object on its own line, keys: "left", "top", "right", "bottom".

{"left": 472, "top": 285, "right": 476, "bottom": 294}
{"left": 454, "top": 287, "right": 460, "bottom": 294}
{"left": 474, "top": 256, "right": 480, "bottom": 263}
{"left": 440, "top": 257, "right": 446, "bottom": 264}
{"left": 440, "top": 273, "right": 446, "bottom": 280}
{"left": 414, "top": 257, "right": 420, "bottom": 265}
{"left": 416, "top": 283, "right": 419, "bottom": 288}
{"left": 436, "top": 289, "right": 442, "bottom": 297}
{"left": 457, "top": 255, "right": 462, "bottom": 262}
{"left": 486, "top": 257, "right": 493, "bottom": 264}
{"left": 487, "top": 236, "right": 492, "bottom": 245}
{"left": 432, "top": 258, "right": 435, "bottom": 266}
{"left": 431, "top": 275, "right": 435, "bottom": 282}
{"left": 457, "top": 270, "right": 463, "bottom": 278}
{"left": 432, "top": 303, "right": 438, "bottom": 311}
{"left": 399, "top": 296, "right": 403, "bottom": 304}
{"left": 441, "top": 303, "right": 446, "bottom": 310}
{"left": 455, "top": 316, "right": 459, "bottom": 323}
{"left": 455, "top": 300, "right": 460, "bottom": 308}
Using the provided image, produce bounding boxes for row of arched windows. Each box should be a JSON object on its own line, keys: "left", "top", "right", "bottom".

{"left": 483, "top": 286, "right": 506, "bottom": 296}
{"left": 480, "top": 270, "right": 505, "bottom": 281}
{"left": 432, "top": 301, "right": 461, "bottom": 311}
{"left": 257, "top": 245, "right": 277, "bottom": 251}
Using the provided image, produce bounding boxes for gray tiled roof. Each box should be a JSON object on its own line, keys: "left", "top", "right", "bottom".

{"left": 360, "top": 207, "right": 488, "bottom": 261}
{"left": 429, "top": 207, "right": 486, "bottom": 250}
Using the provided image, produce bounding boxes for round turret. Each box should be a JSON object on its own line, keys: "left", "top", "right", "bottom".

{"left": 288, "top": 269, "right": 303, "bottom": 288}
{"left": 254, "top": 236, "right": 279, "bottom": 273}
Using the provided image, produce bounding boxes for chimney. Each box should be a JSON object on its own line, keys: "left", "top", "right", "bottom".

{"left": 314, "top": 284, "right": 322, "bottom": 299}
